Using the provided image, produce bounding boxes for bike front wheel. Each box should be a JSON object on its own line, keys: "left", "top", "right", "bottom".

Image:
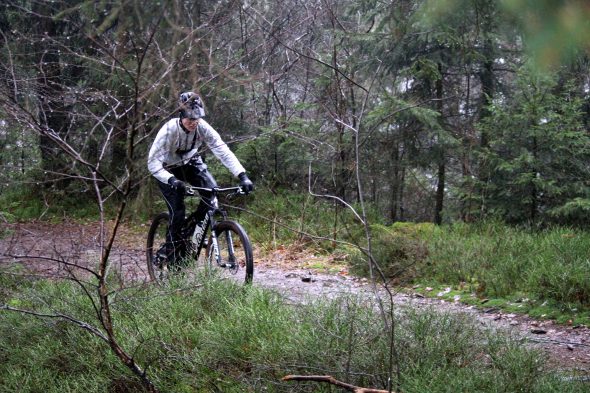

{"left": 206, "top": 220, "right": 254, "bottom": 284}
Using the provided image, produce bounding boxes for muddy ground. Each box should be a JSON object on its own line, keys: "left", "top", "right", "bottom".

{"left": 1, "top": 219, "right": 589, "bottom": 378}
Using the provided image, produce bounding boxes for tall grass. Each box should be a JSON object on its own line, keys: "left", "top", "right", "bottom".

{"left": 0, "top": 272, "right": 585, "bottom": 392}
{"left": 0, "top": 185, "right": 111, "bottom": 222}
{"left": 235, "top": 191, "right": 590, "bottom": 316}
{"left": 347, "top": 222, "right": 435, "bottom": 283}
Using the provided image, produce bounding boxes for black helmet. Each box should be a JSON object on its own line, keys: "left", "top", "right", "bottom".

{"left": 179, "top": 91, "right": 205, "bottom": 119}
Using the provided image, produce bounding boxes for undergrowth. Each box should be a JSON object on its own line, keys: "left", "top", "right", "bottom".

{"left": 0, "top": 272, "right": 586, "bottom": 392}
{"left": 3, "top": 185, "right": 590, "bottom": 326}
{"left": 0, "top": 185, "right": 106, "bottom": 221}
{"left": 236, "top": 188, "right": 383, "bottom": 251}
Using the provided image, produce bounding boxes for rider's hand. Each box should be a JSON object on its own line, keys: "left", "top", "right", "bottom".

{"left": 167, "top": 176, "right": 186, "bottom": 192}
{"left": 238, "top": 172, "right": 254, "bottom": 194}
{"left": 188, "top": 154, "right": 203, "bottom": 166}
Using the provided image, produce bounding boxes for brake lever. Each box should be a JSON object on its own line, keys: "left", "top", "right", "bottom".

{"left": 226, "top": 187, "right": 246, "bottom": 200}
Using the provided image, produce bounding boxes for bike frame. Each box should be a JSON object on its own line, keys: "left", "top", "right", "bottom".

{"left": 183, "top": 186, "right": 242, "bottom": 268}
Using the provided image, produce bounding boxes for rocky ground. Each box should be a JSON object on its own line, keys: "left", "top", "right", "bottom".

{"left": 1, "top": 219, "right": 589, "bottom": 378}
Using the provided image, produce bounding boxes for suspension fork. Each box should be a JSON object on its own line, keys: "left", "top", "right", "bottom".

{"left": 208, "top": 212, "right": 221, "bottom": 266}
{"left": 208, "top": 208, "right": 237, "bottom": 268}
{"left": 224, "top": 227, "right": 237, "bottom": 265}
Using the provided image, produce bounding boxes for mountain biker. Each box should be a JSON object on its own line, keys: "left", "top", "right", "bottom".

{"left": 147, "top": 91, "right": 254, "bottom": 265}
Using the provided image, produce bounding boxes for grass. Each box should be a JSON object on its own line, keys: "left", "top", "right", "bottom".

{"left": 0, "top": 271, "right": 588, "bottom": 392}
{"left": 349, "top": 221, "right": 590, "bottom": 326}
{"left": 236, "top": 189, "right": 383, "bottom": 251}
{"left": 413, "top": 283, "right": 590, "bottom": 326}
{"left": 166, "top": 192, "right": 590, "bottom": 329}
{"left": 236, "top": 208, "right": 588, "bottom": 327}
{"left": 0, "top": 186, "right": 107, "bottom": 222}
{"left": 419, "top": 222, "right": 590, "bottom": 324}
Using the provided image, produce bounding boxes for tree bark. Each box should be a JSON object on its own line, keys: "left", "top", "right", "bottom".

{"left": 434, "top": 63, "right": 445, "bottom": 225}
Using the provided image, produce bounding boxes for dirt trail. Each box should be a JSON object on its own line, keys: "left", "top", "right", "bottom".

{"left": 1, "top": 219, "right": 589, "bottom": 377}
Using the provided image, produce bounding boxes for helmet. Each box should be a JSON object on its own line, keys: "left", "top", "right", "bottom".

{"left": 179, "top": 91, "right": 205, "bottom": 119}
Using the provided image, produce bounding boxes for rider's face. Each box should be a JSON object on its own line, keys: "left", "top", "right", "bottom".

{"left": 181, "top": 117, "right": 199, "bottom": 132}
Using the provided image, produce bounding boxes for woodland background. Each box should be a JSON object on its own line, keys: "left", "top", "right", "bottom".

{"left": 0, "top": 0, "right": 589, "bottom": 228}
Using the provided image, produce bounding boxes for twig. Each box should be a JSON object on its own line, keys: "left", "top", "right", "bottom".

{"left": 0, "top": 304, "right": 108, "bottom": 342}
{"left": 308, "top": 163, "right": 365, "bottom": 224}
{"left": 223, "top": 203, "right": 367, "bottom": 251}
{"left": 282, "top": 375, "right": 391, "bottom": 393}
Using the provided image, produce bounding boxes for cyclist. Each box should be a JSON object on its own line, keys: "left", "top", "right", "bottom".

{"left": 147, "top": 91, "right": 254, "bottom": 265}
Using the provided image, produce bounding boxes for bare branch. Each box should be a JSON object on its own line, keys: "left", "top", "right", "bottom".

{"left": 1, "top": 304, "right": 108, "bottom": 342}
{"left": 242, "top": 5, "right": 368, "bottom": 93}
{"left": 307, "top": 163, "right": 365, "bottom": 225}
{"left": 282, "top": 375, "right": 391, "bottom": 393}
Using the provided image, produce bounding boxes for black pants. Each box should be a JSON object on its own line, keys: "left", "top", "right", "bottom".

{"left": 158, "top": 162, "right": 217, "bottom": 260}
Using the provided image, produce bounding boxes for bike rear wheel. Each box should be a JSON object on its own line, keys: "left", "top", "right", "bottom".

{"left": 146, "top": 212, "right": 170, "bottom": 284}
{"left": 146, "top": 213, "right": 216, "bottom": 285}
{"left": 206, "top": 220, "right": 254, "bottom": 284}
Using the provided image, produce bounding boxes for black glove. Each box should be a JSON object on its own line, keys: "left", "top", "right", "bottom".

{"left": 238, "top": 172, "right": 254, "bottom": 194}
{"left": 188, "top": 155, "right": 203, "bottom": 166}
{"left": 167, "top": 176, "right": 186, "bottom": 192}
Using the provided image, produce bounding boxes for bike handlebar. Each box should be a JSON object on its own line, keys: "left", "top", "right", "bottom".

{"left": 185, "top": 185, "right": 248, "bottom": 196}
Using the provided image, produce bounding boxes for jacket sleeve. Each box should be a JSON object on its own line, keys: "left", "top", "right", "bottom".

{"left": 147, "top": 122, "right": 175, "bottom": 184}
{"left": 199, "top": 120, "right": 246, "bottom": 177}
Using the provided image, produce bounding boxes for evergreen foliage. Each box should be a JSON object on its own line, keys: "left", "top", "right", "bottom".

{"left": 0, "top": 0, "right": 589, "bottom": 226}
{"left": 476, "top": 66, "right": 590, "bottom": 224}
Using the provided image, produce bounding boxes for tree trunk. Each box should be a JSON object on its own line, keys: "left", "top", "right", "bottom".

{"left": 478, "top": 3, "right": 496, "bottom": 149}
{"left": 389, "top": 142, "right": 402, "bottom": 222}
{"left": 434, "top": 161, "right": 445, "bottom": 225}
{"left": 433, "top": 63, "right": 445, "bottom": 225}
{"left": 475, "top": 3, "right": 497, "bottom": 218}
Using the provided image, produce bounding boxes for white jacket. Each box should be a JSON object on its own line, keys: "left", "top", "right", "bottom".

{"left": 147, "top": 118, "right": 246, "bottom": 184}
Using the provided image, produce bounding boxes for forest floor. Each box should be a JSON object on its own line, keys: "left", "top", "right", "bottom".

{"left": 1, "top": 219, "right": 590, "bottom": 378}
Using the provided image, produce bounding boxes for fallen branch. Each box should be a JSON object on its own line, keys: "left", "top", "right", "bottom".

{"left": 282, "top": 375, "right": 391, "bottom": 393}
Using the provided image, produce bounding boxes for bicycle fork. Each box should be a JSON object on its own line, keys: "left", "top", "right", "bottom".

{"left": 208, "top": 229, "right": 237, "bottom": 270}
{"left": 208, "top": 231, "right": 221, "bottom": 267}
{"left": 190, "top": 195, "right": 237, "bottom": 271}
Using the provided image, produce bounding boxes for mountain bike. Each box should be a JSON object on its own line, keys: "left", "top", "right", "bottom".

{"left": 146, "top": 185, "right": 253, "bottom": 284}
